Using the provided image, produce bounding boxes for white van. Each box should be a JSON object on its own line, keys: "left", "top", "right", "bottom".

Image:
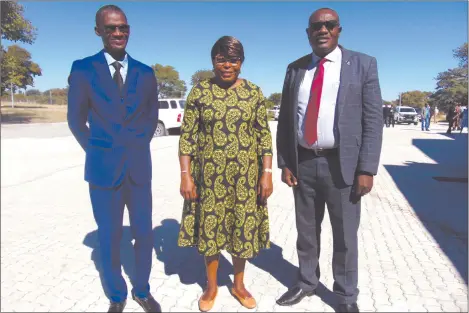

{"left": 155, "top": 98, "right": 185, "bottom": 137}
{"left": 271, "top": 105, "right": 280, "bottom": 120}
{"left": 394, "top": 106, "right": 419, "bottom": 125}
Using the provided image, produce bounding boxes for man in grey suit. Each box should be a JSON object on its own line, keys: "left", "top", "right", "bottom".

{"left": 275, "top": 8, "right": 383, "bottom": 312}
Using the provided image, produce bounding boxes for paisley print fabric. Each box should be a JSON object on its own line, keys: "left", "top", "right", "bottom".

{"left": 178, "top": 79, "right": 273, "bottom": 259}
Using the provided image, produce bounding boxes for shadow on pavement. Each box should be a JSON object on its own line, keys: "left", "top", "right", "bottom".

{"left": 151, "top": 219, "right": 338, "bottom": 310}
{"left": 153, "top": 219, "right": 233, "bottom": 290}
{"left": 83, "top": 227, "right": 137, "bottom": 300}
{"left": 84, "top": 218, "right": 339, "bottom": 309}
{"left": 384, "top": 134, "right": 468, "bottom": 284}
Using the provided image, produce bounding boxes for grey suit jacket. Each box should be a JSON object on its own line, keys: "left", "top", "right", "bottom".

{"left": 276, "top": 46, "right": 383, "bottom": 186}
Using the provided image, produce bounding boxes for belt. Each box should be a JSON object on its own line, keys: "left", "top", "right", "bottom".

{"left": 297, "top": 145, "right": 338, "bottom": 158}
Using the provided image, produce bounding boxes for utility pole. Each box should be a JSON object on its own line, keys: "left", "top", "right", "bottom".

{"left": 49, "top": 90, "right": 52, "bottom": 104}
{"left": 399, "top": 93, "right": 402, "bottom": 106}
{"left": 10, "top": 82, "right": 14, "bottom": 108}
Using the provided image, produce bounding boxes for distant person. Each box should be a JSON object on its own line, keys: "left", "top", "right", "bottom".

{"left": 389, "top": 105, "right": 395, "bottom": 127}
{"left": 460, "top": 105, "right": 467, "bottom": 133}
{"left": 454, "top": 104, "right": 462, "bottom": 130}
{"left": 276, "top": 8, "right": 383, "bottom": 313}
{"left": 177, "top": 36, "right": 273, "bottom": 312}
{"left": 67, "top": 5, "right": 161, "bottom": 312}
{"left": 446, "top": 106, "right": 456, "bottom": 134}
{"left": 422, "top": 104, "right": 431, "bottom": 131}
{"left": 434, "top": 106, "right": 439, "bottom": 124}
{"left": 383, "top": 104, "right": 391, "bottom": 127}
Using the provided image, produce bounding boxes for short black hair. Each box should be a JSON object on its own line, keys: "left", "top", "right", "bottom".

{"left": 309, "top": 7, "right": 340, "bottom": 24}
{"left": 211, "top": 36, "right": 245, "bottom": 63}
{"left": 95, "top": 4, "right": 126, "bottom": 26}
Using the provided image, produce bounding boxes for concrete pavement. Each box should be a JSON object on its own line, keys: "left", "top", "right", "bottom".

{"left": 1, "top": 121, "right": 467, "bottom": 312}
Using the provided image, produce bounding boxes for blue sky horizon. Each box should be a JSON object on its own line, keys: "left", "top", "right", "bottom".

{"left": 6, "top": 1, "right": 468, "bottom": 102}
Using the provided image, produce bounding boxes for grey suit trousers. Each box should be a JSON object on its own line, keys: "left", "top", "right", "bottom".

{"left": 293, "top": 147, "right": 361, "bottom": 304}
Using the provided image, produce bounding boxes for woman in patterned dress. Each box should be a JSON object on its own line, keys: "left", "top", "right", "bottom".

{"left": 178, "top": 36, "right": 273, "bottom": 311}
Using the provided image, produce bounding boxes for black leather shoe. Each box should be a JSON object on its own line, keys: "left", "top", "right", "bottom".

{"left": 108, "top": 300, "right": 126, "bottom": 313}
{"left": 337, "top": 303, "right": 359, "bottom": 312}
{"left": 276, "top": 287, "right": 315, "bottom": 306}
{"left": 132, "top": 293, "right": 162, "bottom": 312}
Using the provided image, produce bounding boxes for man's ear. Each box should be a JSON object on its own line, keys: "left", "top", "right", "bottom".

{"left": 338, "top": 26, "right": 342, "bottom": 33}
{"left": 94, "top": 26, "right": 100, "bottom": 37}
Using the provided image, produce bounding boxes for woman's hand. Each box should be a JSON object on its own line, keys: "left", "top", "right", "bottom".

{"left": 180, "top": 173, "right": 197, "bottom": 201}
{"left": 257, "top": 172, "right": 273, "bottom": 204}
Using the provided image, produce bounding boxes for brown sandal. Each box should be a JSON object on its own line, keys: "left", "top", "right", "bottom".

{"left": 198, "top": 288, "right": 218, "bottom": 312}
{"left": 231, "top": 287, "right": 257, "bottom": 309}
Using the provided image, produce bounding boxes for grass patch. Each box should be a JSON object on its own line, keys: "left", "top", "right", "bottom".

{"left": 1, "top": 102, "right": 67, "bottom": 124}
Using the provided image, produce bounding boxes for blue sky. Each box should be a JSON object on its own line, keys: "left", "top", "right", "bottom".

{"left": 7, "top": 1, "right": 468, "bottom": 101}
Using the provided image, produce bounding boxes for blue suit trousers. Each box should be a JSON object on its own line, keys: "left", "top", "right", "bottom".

{"left": 89, "top": 175, "right": 153, "bottom": 302}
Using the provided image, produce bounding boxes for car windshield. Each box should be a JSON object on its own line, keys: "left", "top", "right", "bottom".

{"left": 179, "top": 100, "right": 186, "bottom": 109}
{"left": 400, "top": 108, "right": 416, "bottom": 113}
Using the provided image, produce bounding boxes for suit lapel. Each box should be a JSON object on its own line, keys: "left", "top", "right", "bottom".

{"left": 122, "top": 55, "right": 139, "bottom": 97}
{"left": 121, "top": 55, "right": 140, "bottom": 120}
{"left": 92, "top": 50, "right": 120, "bottom": 99}
{"left": 337, "top": 46, "right": 353, "bottom": 118}
{"left": 292, "top": 54, "right": 311, "bottom": 133}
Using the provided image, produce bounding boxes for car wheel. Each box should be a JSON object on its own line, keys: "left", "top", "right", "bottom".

{"left": 154, "top": 122, "right": 167, "bottom": 137}
{"left": 414, "top": 122, "right": 418, "bottom": 125}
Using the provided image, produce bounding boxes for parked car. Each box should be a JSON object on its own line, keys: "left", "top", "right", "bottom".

{"left": 394, "top": 106, "right": 419, "bottom": 125}
{"left": 271, "top": 105, "right": 280, "bottom": 120}
{"left": 155, "top": 98, "right": 185, "bottom": 137}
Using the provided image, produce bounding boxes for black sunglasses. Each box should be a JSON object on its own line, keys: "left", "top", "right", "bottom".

{"left": 309, "top": 20, "right": 340, "bottom": 32}
{"left": 104, "top": 24, "right": 130, "bottom": 34}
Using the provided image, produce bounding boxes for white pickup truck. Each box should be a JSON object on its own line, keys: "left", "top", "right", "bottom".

{"left": 155, "top": 98, "right": 185, "bottom": 137}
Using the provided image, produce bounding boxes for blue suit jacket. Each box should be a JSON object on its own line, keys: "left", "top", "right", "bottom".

{"left": 67, "top": 50, "right": 159, "bottom": 188}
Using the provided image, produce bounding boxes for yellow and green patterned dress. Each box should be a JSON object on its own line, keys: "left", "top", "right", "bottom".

{"left": 177, "top": 79, "right": 273, "bottom": 259}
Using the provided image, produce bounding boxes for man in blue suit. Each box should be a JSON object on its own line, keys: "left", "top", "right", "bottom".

{"left": 67, "top": 5, "right": 160, "bottom": 312}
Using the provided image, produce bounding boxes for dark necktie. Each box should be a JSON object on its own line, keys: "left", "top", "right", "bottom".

{"left": 112, "top": 61, "right": 123, "bottom": 92}
{"left": 304, "top": 58, "right": 328, "bottom": 146}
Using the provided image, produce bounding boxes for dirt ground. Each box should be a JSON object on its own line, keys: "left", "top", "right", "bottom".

{"left": 0, "top": 102, "right": 449, "bottom": 124}
{"left": 0, "top": 102, "right": 67, "bottom": 124}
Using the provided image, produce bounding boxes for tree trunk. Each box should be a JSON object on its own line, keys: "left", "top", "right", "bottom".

{"left": 10, "top": 82, "right": 14, "bottom": 108}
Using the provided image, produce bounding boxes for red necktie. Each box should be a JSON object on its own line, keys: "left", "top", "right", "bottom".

{"left": 304, "top": 58, "right": 328, "bottom": 146}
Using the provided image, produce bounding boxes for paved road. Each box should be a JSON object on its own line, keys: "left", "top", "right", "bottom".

{"left": 1, "top": 122, "right": 467, "bottom": 312}
{"left": 1, "top": 122, "right": 72, "bottom": 139}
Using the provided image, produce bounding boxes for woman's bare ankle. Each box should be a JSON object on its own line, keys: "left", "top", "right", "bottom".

{"left": 202, "top": 285, "right": 218, "bottom": 300}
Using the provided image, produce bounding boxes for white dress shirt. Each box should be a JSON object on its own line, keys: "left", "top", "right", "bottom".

{"left": 297, "top": 46, "right": 342, "bottom": 149}
{"left": 104, "top": 52, "right": 129, "bottom": 83}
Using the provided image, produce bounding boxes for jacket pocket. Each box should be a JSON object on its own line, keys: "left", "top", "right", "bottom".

{"left": 88, "top": 138, "right": 112, "bottom": 148}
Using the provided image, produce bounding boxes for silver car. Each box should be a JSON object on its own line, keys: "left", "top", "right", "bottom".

{"left": 394, "top": 106, "right": 419, "bottom": 125}
{"left": 271, "top": 106, "right": 280, "bottom": 120}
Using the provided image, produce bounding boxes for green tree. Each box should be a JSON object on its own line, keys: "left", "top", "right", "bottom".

{"left": 383, "top": 100, "right": 393, "bottom": 106}
{"left": 268, "top": 92, "right": 282, "bottom": 107}
{"left": 191, "top": 69, "right": 214, "bottom": 86}
{"left": 453, "top": 42, "right": 468, "bottom": 68}
{"left": 152, "top": 64, "right": 187, "bottom": 98}
{"left": 264, "top": 99, "right": 275, "bottom": 110}
{"left": 1, "top": 45, "right": 42, "bottom": 106}
{"left": 1, "top": 1, "right": 37, "bottom": 44}
{"left": 429, "top": 42, "right": 468, "bottom": 112}
{"left": 25, "top": 88, "right": 40, "bottom": 96}
{"left": 398, "top": 90, "right": 433, "bottom": 108}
